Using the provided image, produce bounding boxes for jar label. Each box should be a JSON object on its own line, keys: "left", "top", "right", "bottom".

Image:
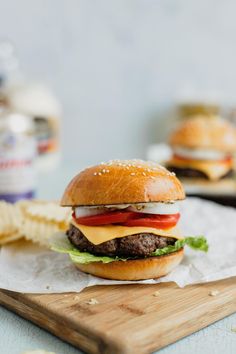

{"left": 0, "top": 131, "right": 36, "bottom": 200}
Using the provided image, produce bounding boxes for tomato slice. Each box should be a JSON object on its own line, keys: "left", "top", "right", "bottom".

{"left": 73, "top": 211, "right": 138, "bottom": 226}
{"left": 122, "top": 213, "right": 180, "bottom": 229}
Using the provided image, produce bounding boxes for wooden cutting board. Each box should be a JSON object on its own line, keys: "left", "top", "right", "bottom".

{"left": 0, "top": 277, "right": 236, "bottom": 354}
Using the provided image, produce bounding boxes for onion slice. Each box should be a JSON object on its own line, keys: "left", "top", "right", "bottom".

{"left": 174, "top": 147, "right": 228, "bottom": 161}
{"left": 127, "top": 202, "right": 179, "bottom": 215}
{"left": 74, "top": 207, "right": 106, "bottom": 218}
{"left": 74, "top": 202, "right": 180, "bottom": 218}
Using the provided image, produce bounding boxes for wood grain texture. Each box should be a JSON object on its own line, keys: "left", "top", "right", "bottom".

{"left": 0, "top": 277, "right": 236, "bottom": 354}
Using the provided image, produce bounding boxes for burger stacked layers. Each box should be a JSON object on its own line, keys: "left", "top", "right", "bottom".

{"left": 52, "top": 159, "right": 208, "bottom": 280}
{"left": 166, "top": 116, "right": 236, "bottom": 182}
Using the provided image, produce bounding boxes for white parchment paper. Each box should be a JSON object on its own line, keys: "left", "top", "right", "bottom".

{"left": 0, "top": 197, "right": 236, "bottom": 293}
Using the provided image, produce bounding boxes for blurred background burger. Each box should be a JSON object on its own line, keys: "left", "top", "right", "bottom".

{"left": 166, "top": 115, "right": 236, "bottom": 193}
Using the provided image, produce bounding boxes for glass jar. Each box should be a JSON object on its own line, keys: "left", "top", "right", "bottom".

{"left": 178, "top": 102, "right": 220, "bottom": 119}
{"left": 0, "top": 109, "right": 36, "bottom": 202}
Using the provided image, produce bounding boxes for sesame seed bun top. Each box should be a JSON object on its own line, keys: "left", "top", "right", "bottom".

{"left": 170, "top": 115, "right": 236, "bottom": 152}
{"left": 61, "top": 159, "right": 185, "bottom": 206}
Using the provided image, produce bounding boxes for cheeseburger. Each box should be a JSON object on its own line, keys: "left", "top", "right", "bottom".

{"left": 52, "top": 160, "right": 207, "bottom": 280}
{"left": 166, "top": 116, "right": 236, "bottom": 183}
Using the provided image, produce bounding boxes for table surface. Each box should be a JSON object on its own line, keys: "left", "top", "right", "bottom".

{"left": 1, "top": 164, "right": 236, "bottom": 354}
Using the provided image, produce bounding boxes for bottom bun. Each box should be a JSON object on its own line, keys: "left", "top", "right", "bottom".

{"left": 74, "top": 248, "right": 184, "bottom": 280}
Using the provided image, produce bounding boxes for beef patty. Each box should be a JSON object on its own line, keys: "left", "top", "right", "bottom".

{"left": 67, "top": 224, "right": 175, "bottom": 257}
{"left": 167, "top": 166, "right": 233, "bottom": 180}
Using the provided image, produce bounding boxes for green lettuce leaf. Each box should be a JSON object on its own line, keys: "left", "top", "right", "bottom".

{"left": 69, "top": 253, "right": 126, "bottom": 264}
{"left": 151, "top": 236, "right": 208, "bottom": 256}
{"left": 50, "top": 234, "right": 128, "bottom": 264}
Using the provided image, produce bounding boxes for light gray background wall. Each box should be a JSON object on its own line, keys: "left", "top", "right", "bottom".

{"left": 0, "top": 0, "right": 236, "bottom": 167}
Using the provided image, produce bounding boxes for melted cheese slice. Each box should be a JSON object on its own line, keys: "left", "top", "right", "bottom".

{"left": 71, "top": 220, "right": 183, "bottom": 245}
{"left": 169, "top": 157, "right": 232, "bottom": 181}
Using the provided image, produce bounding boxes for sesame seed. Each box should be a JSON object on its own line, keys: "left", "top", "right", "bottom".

{"left": 102, "top": 169, "right": 106, "bottom": 173}
{"left": 94, "top": 172, "right": 97, "bottom": 176}
{"left": 143, "top": 172, "right": 146, "bottom": 176}
{"left": 130, "top": 172, "right": 135, "bottom": 176}
{"left": 98, "top": 172, "right": 102, "bottom": 176}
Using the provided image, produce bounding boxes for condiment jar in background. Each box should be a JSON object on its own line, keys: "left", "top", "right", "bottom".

{"left": 6, "top": 83, "right": 61, "bottom": 172}
{"left": 177, "top": 102, "right": 220, "bottom": 119}
{"left": 0, "top": 39, "right": 19, "bottom": 107}
{"left": 0, "top": 40, "right": 62, "bottom": 173}
{"left": 0, "top": 109, "right": 36, "bottom": 203}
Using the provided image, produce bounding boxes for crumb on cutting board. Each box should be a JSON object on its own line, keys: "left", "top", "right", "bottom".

{"left": 73, "top": 295, "right": 80, "bottom": 301}
{"left": 86, "top": 298, "right": 99, "bottom": 305}
{"left": 209, "top": 290, "right": 220, "bottom": 297}
{"left": 153, "top": 291, "right": 160, "bottom": 297}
